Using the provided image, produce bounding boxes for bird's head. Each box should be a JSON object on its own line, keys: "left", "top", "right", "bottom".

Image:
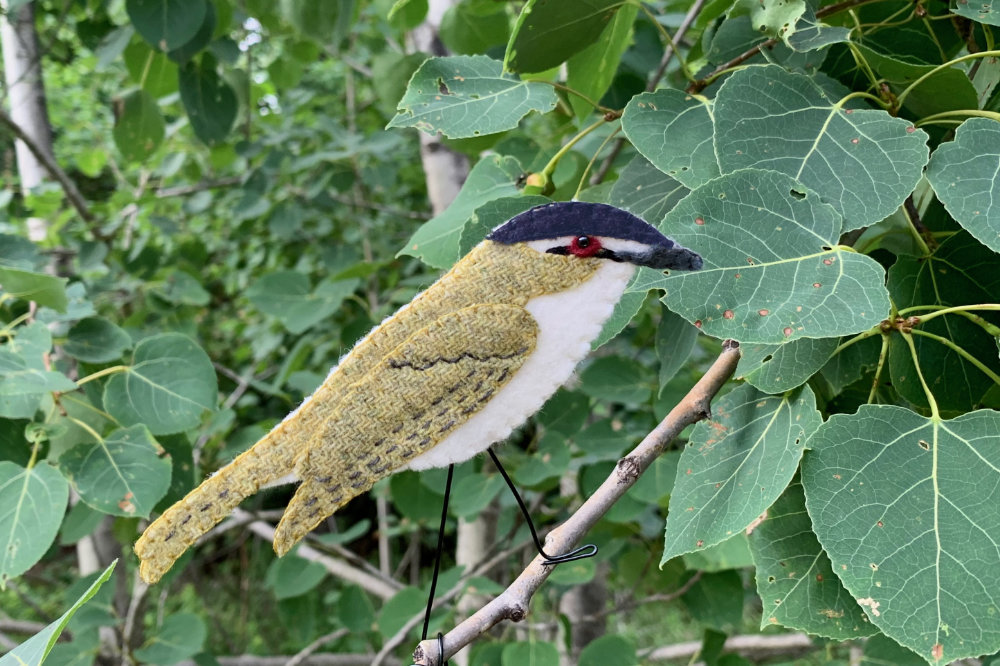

{"left": 486, "top": 201, "right": 702, "bottom": 271}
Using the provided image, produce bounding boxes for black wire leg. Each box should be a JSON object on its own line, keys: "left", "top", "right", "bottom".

{"left": 486, "top": 448, "right": 598, "bottom": 565}
{"left": 421, "top": 464, "right": 453, "bottom": 666}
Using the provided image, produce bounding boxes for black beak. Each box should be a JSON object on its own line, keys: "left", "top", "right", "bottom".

{"left": 610, "top": 244, "right": 703, "bottom": 271}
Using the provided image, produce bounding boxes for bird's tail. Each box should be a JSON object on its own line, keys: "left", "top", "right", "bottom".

{"left": 134, "top": 425, "right": 300, "bottom": 584}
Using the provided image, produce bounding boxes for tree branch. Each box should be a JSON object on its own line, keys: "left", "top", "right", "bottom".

{"left": 412, "top": 341, "right": 742, "bottom": 664}
{"left": 643, "top": 632, "right": 815, "bottom": 661}
{"left": 176, "top": 655, "right": 400, "bottom": 666}
{"left": 232, "top": 509, "right": 402, "bottom": 600}
{"left": 0, "top": 107, "right": 99, "bottom": 230}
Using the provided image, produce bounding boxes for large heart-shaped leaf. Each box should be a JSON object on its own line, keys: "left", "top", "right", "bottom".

{"left": 748, "top": 478, "right": 877, "bottom": 640}
{"left": 0, "top": 462, "right": 68, "bottom": 587}
{"left": 104, "top": 333, "right": 217, "bottom": 435}
{"left": 714, "top": 65, "right": 929, "bottom": 230}
{"left": 388, "top": 56, "right": 558, "bottom": 139}
{"left": 639, "top": 169, "right": 890, "bottom": 344}
{"left": 802, "top": 406, "right": 1000, "bottom": 663}
{"left": 662, "top": 383, "right": 821, "bottom": 563}
{"left": 59, "top": 425, "right": 170, "bottom": 518}
{"left": 925, "top": 117, "right": 1000, "bottom": 254}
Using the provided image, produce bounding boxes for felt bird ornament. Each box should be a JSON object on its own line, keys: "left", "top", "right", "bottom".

{"left": 134, "top": 201, "right": 702, "bottom": 584}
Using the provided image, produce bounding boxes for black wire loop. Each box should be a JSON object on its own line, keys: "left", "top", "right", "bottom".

{"left": 487, "top": 448, "right": 599, "bottom": 565}
{"left": 421, "top": 464, "right": 454, "bottom": 666}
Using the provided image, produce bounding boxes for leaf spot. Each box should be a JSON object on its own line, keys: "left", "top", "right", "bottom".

{"left": 857, "top": 597, "right": 881, "bottom": 616}
{"left": 723, "top": 309, "right": 734, "bottom": 319}
{"left": 758, "top": 309, "right": 769, "bottom": 316}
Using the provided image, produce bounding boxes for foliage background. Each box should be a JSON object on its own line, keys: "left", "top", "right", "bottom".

{"left": 1, "top": 0, "right": 1000, "bottom": 665}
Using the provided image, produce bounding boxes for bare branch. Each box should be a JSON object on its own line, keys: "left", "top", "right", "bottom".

{"left": 0, "top": 108, "right": 100, "bottom": 231}
{"left": 643, "top": 631, "right": 815, "bottom": 661}
{"left": 284, "top": 629, "right": 349, "bottom": 666}
{"left": 233, "top": 509, "right": 402, "bottom": 600}
{"left": 412, "top": 342, "right": 741, "bottom": 664}
{"left": 176, "top": 655, "right": 401, "bottom": 666}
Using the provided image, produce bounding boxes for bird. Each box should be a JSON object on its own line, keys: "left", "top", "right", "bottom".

{"left": 134, "top": 201, "right": 703, "bottom": 584}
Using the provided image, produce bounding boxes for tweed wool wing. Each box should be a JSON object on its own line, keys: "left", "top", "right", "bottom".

{"left": 272, "top": 304, "right": 537, "bottom": 553}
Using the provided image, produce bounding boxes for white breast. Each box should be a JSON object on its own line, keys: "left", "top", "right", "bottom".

{"left": 405, "top": 260, "right": 636, "bottom": 470}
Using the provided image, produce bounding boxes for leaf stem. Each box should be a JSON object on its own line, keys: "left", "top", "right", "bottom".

{"left": 542, "top": 81, "right": 616, "bottom": 116}
{"left": 575, "top": 124, "right": 622, "bottom": 200}
{"left": 540, "top": 117, "right": 609, "bottom": 182}
{"left": 901, "top": 332, "right": 940, "bottom": 420}
{"left": 67, "top": 416, "right": 105, "bottom": 443}
{"left": 0, "top": 310, "right": 34, "bottom": 337}
{"left": 76, "top": 365, "right": 129, "bottom": 387}
{"left": 867, "top": 333, "right": 890, "bottom": 404}
{"left": 910, "top": 328, "right": 1000, "bottom": 387}
{"left": 900, "top": 198, "right": 932, "bottom": 256}
{"left": 896, "top": 50, "right": 1000, "bottom": 108}
{"left": 899, "top": 304, "right": 1000, "bottom": 335}
{"left": 916, "top": 109, "right": 1000, "bottom": 127}
{"left": 831, "top": 326, "right": 882, "bottom": 357}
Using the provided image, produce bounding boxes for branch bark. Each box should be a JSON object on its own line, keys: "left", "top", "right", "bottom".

{"left": 412, "top": 341, "right": 742, "bottom": 664}
{"left": 232, "top": 509, "right": 402, "bottom": 600}
{"left": 643, "top": 632, "right": 815, "bottom": 661}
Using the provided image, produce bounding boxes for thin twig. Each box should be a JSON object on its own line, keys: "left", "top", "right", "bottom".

{"left": 283, "top": 629, "right": 350, "bottom": 666}
{"left": 412, "top": 342, "right": 741, "bottom": 664}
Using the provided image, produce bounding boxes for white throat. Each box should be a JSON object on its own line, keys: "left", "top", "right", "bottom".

{"left": 406, "top": 259, "right": 637, "bottom": 470}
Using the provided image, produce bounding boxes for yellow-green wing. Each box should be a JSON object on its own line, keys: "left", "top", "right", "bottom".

{"left": 273, "top": 303, "right": 538, "bottom": 554}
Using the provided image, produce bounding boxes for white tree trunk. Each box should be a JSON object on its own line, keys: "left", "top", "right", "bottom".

{"left": 0, "top": 0, "right": 52, "bottom": 241}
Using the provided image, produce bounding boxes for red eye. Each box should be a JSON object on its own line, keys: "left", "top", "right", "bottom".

{"left": 569, "top": 235, "right": 601, "bottom": 257}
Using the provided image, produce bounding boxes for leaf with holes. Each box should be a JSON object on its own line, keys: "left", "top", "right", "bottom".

{"left": 0, "top": 462, "right": 68, "bottom": 587}
{"left": 802, "top": 405, "right": 1000, "bottom": 663}
{"left": 103, "top": 333, "right": 217, "bottom": 435}
{"left": 749, "top": 478, "right": 877, "bottom": 640}
{"left": 737, "top": 337, "right": 840, "bottom": 393}
{"left": 926, "top": 118, "right": 1000, "bottom": 253}
{"left": 504, "top": 0, "right": 630, "bottom": 74}
{"left": 714, "top": 65, "right": 929, "bottom": 230}
{"left": 621, "top": 90, "right": 720, "bottom": 189}
{"left": 387, "top": 56, "right": 557, "bottom": 139}
{"left": 951, "top": 0, "right": 1000, "bottom": 26}
{"left": 400, "top": 155, "right": 526, "bottom": 268}
{"left": 634, "top": 169, "right": 890, "bottom": 344}
{"left": 662, "top": 383, "right": 820, "bottom": 563}
{"left": 59, "top": 425, "right": 170, "bottom": 518}
{"left": 887, "top": 232, "right": 1000, "bottom": 412}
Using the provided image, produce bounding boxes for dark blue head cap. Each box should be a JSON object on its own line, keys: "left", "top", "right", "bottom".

{"left": 487, "top": 201, "right": 703, "bottom": 271}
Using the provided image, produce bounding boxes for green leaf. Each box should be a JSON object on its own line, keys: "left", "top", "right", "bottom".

{"left": 113, "top": 90, "right": 165, "bottom": 163}
{"left": 861, "top": 634, "right": 927, "bottom": 666}
{"left": 59, "top": 425, "right": 171, "bottom": 518}
{"left": 166, "top": 0, "right": 215, "bottom": 62}
{"left": 592, "top": 290, "right": 645, "bottom": 349}
{"left": 134, "top": 613, "right": 206, "bottom": 665}
{"left": 386, "top": 0, "right": 427, "bottom": 29}
{"left": 630, "top": 451, "right": 680, "bottom": 503}
{"left": 0, "top": 561, "right": 115, "bottom": 666}
{"left": 0, "top": 462, "right": 69, "bottom": 587}
{"left": 377, "top": 586, "right": 426, "bottom": 637}
{"left": 855, "top": 45, "right": 979, "bottom": 118}
{"left": 279, "top": 0, "right": 343, "bottom": 43}
{"left": 390, "top": 471, "right": 443, "bottom": 523}
{"left": 449, "top": 473, "right": 504, "bottom": 518}
{"left": 579, "top": 635, "right": 636, "bottom": 666}
{"left": 736, "top": 337, "right": 839, "bottom": 394}
{"left": 179, "top": 54, "right": 237, "bottom": 145}
{"left": 337, "top": 585, "right": 375, "bottom": 633}
{"left": 501, "top": 641, "right": 559, "bottom": 666}
{"left": 59, "top": 500, "right": 105, "bottom": 545}
{"left": 644, "top": 169, "right": 890, "bottom": 344}
{"left": 265, "top": 551, "right": 328, "bottom": 599}
{"left": 546, "top": 557, "right": 596, "bottom": 585}
{"left": 0, "top": 349, "right": 77, "bottom": 397}
{"left": 656, "top": 307, "right": 700, "bottom": 393}
{"left": 513, "top": 431, "right": 571, "bottom": 486}
{"left": 926, "top": 118, "right": 1000, "bottom": 254}
{"left": 64, "top": 317, "right": 132, "bottom": 363}
{"left": 887, "top": 233, "right": 1000, "bottom": 412}
{"left": 621, "top": 90, "right": 719, "bottom": 190}
{"left": 608, "top": 156, "right": 690, "bottom": 222}
{"left": 566, "top": 3, "right": 638, "bottom": 119}
{"left": 662, "top": 383, "right": 820, "bottom": 563}
{"left": 714, "top": 65, "right": 929, "bottom": 230}
{"left": 399, "top": 154, "right": 524, "bottom": 268}
{"left": 681, "top": 570, "right": 744, "bottom": 631}
{"left": 247, "top": 273, "right": 359, "bottom": 334}
{"left": 504, "top": 0, "right": 629, "bottom": 74}
{"left": 0, "top": 265, "right": 69, "bottom": 312}
{"left": 730, "top": 0, "right": 806, "bottom": 39}
{"left": 749, "top": 478, "right": 876, "bottom": 639}
{"left": 683, "top": 533, "right": 754, "bottom": 572}
{"left": 579, "top": 356, "right": 652, "bottom": 405}
{"left": 126, "top": 0, "right": 206, "bottom": 51}
{"left": 953, "top": 0, "right": 1000, "bottom": 23}
{"left": 537, "top": 389, "right": 590, "bottom": 437}
{"left": 104, "top": 333, "right": 217, "bottom": 435}
{"left": 154, "top": 269, "right": 212, "bottom": 306}
{"left": 819, "top": 334, "right": 882, "bottom": 395}
{"left": 439, "top": 0, "right": 510, "bottom": 55}
{"left": 802, "top": 405, "right": 1000, "bottom": 662}
{"left": 387, "top": 56, "right": 558, "bottom": 139}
